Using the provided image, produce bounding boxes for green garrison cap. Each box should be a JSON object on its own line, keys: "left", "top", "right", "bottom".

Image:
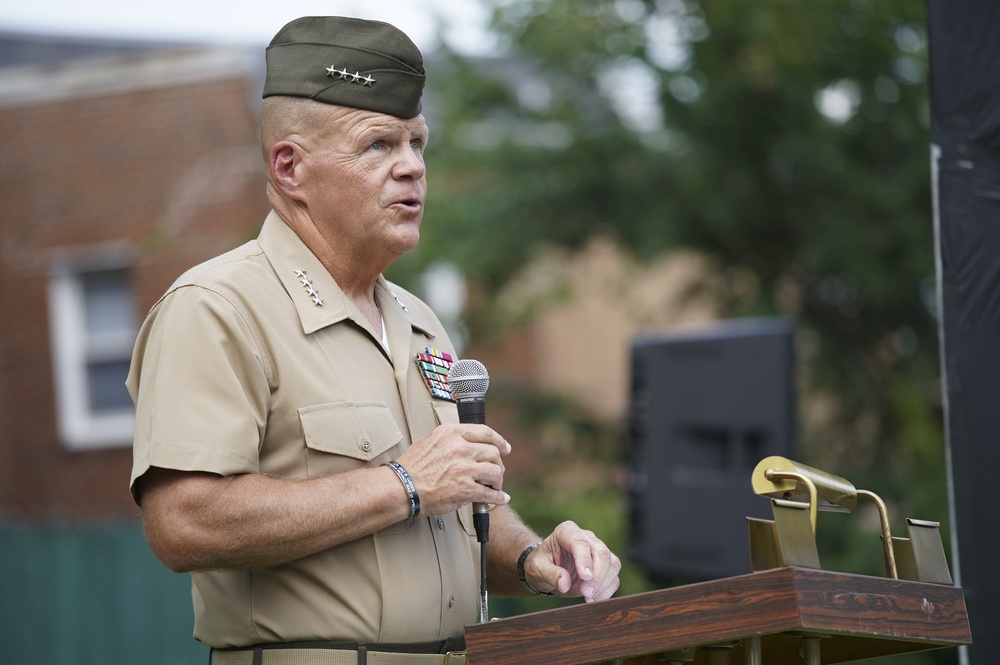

{"left": 264, "top": 16, "right": 426, "bottom": 119}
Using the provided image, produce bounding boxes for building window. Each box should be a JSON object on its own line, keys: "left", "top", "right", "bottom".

{"left": 48, "top": 254, "right": 137, "bottom": 450}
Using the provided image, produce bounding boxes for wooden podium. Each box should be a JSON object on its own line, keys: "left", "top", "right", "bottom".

{"left": 463, "top": 567, "right": 971, "bottom": 665}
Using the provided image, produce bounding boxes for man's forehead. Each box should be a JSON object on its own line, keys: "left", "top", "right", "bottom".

{"left": 336, "top": 109, "right": 429, "bottom": 137}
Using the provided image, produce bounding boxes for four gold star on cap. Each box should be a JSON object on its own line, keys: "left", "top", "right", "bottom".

{"left": 325, "top": 66, "right": 375, "bottom": 86}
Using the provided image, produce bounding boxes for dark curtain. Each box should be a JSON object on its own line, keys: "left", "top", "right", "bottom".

{"left": 928, "top": 1, "right": 1000, "bottom": 661}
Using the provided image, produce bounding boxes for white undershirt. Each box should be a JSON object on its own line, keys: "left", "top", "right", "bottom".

{"left": 380, "top": 314, "right": 391, "bottom": 359}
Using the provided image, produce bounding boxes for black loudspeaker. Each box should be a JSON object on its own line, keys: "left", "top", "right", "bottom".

{"left": 627, "top": 317, "right": 796, "bottom": 582}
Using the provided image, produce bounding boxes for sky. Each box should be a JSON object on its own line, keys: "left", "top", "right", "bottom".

{"left": 0, "top": 0, "right": 497, "bottom": 54}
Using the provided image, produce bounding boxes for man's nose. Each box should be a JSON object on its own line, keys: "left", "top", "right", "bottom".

{"left": 393, "top": 147, "right": 425, "bottom": 180}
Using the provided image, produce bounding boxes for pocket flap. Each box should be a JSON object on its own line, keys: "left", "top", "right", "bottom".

{"left": 299, "top": 401, "right": 403, "bottom": 462}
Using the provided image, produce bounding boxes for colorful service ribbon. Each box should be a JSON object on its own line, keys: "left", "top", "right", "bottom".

{"left": 416, "top": 346, "right": 456, "bottom": 401}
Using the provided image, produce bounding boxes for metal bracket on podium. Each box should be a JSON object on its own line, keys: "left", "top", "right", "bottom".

{"left": 747, "top": 456, "right": 953, "bottom": 584}
{"left": 747, "top": 498, "right": 820, "bottom": 571}
{"left": 893, "top": 518, "right": 953, "bottom": 585}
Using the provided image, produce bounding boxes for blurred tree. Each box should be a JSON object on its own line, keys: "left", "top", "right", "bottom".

{"left": 391, "top": 0, "right": 949, "bottom": 636}
{"left": 395, "top": 0, "right": 942, "bottom": 507}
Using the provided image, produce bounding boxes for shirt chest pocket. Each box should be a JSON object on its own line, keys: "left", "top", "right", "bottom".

{"left": 299, "top": 402, "right": 404, "bottom": 477}
{"left": 432, "top": 401, "right": 459, "bottom": 426}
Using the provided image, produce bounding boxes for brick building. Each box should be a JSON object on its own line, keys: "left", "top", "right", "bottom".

{"left": 0, "top": 34, "right": 272, "bottom": 662}
{"left": 0, "top": 41, "right": 267, "bottom": 521}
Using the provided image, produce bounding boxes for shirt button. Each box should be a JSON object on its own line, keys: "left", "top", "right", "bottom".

{"left": 437, "top": 518, "right": 445, "bottom": 530}
{"left": 360, "top": 439, "right": 371, "bottom": 453}
{"left": 448, "top": 595, "right": 455, "bottom": 608}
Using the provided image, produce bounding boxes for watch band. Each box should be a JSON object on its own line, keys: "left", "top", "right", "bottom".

{"left": 517, "top": 541, "right": 555, "bottom": 596}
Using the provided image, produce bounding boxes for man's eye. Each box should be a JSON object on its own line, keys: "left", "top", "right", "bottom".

{"left": 369, "top": 140, "right": 384, "bottom": 150}
{"left": 410, "top": 140, "right": 424, "bottom": 151}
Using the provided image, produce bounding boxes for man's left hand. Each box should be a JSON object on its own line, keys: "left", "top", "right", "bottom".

{"left": 523, "top": 521, "right": 621, "bottom": 602}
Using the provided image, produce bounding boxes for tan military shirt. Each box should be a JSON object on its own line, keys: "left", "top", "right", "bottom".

{"left": 128, "top": 211, "right": 479, "bottom": 648}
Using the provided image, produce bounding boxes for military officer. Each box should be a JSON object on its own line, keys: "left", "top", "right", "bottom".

{"left": 128, "top": 16, "right": 621, "bottom": 665}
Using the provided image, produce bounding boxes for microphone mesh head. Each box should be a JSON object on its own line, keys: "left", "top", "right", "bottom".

{"left": 448, "top": 359, "right": 490, "bottom": 399}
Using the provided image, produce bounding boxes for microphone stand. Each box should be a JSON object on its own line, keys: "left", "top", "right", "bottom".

{"left": 474, "top": 505, "right": 490, "bottom": 624}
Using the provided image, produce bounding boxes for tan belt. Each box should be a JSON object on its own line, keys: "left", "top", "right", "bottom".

{"left": 211, "top": 646, "right": 467, "bottom": 665}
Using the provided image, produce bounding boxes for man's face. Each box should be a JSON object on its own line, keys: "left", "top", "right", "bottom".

{"left": 297, "top": 106, "right": 429, "bottom": 263}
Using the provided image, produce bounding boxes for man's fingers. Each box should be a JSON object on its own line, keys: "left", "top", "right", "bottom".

{"left": 583, "top": 550, "right": 621, "bottom": 601}
{"left": 474, "top": 459, "right": 505, "bottom": 492}
{"left": 458, "top": 423, "right": 511, "bottom": 456}
{"left": 537, "top": 521, "right": 621, "bottom": 602}
{"left": 587, "top": 576, "right": 621, "bottom": 603}
{"left": 396, "top": 423, "right": 512, "bottom": 515}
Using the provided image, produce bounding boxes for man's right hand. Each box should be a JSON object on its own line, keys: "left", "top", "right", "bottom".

{"left": 394, "top": 423, "right": 511, "bottom": 516}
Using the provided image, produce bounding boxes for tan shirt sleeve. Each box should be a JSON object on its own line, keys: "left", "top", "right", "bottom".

{"left": 128, "top": 284, "right": 271, "bottom": 503}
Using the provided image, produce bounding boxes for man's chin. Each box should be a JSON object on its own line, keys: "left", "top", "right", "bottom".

{"left": 389, "top": 228, "right": 421, "bottom": 256}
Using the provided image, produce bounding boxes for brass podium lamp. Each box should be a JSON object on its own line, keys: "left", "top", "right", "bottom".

{"left": 747, "top": 456, "right": 953, "bottom": 584}
{"left": 737, "top": 457, "right": 955, "bottom": 665}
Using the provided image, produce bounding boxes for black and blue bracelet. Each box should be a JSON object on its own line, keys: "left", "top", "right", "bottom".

{"left": 383, "top": 460, "right": 421, "bottom": 519}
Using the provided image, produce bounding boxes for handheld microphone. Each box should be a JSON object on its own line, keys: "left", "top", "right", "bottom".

{"left": 447, "top": 358, "right": 491, "bottom": 623}
{"left": 447, "top": 358, "right": 491, "bottom": 542}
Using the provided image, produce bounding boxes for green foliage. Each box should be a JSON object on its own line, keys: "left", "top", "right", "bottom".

{"left": 394, "top": 0, "right": 953, "bottom": 606}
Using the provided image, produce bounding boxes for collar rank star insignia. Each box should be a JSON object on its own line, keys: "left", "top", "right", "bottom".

{"left": 416, "top": 346, "right": 455, "bottom": 401}
{"left": 295, "top": 269, "right": 323, "bottom": 306}
{"left": 390, "top": 291, "right": 408, "bottom": 312}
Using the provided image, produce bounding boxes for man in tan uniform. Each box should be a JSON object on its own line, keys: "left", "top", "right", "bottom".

{"left": 128, "top": 16, "right": 621, "bottom": 665}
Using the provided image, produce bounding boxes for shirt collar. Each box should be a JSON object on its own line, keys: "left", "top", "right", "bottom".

{"left": 258, "top": 211, "right": 437, "bottom": 339}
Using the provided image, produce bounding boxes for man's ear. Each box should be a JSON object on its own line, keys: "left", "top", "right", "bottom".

{"left": 269, "top": 141, "right": 305, "bottom": 201}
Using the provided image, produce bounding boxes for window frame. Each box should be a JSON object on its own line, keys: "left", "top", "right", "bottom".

{"left": 47, "top": 245, "right": 137, "bottom": 450}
